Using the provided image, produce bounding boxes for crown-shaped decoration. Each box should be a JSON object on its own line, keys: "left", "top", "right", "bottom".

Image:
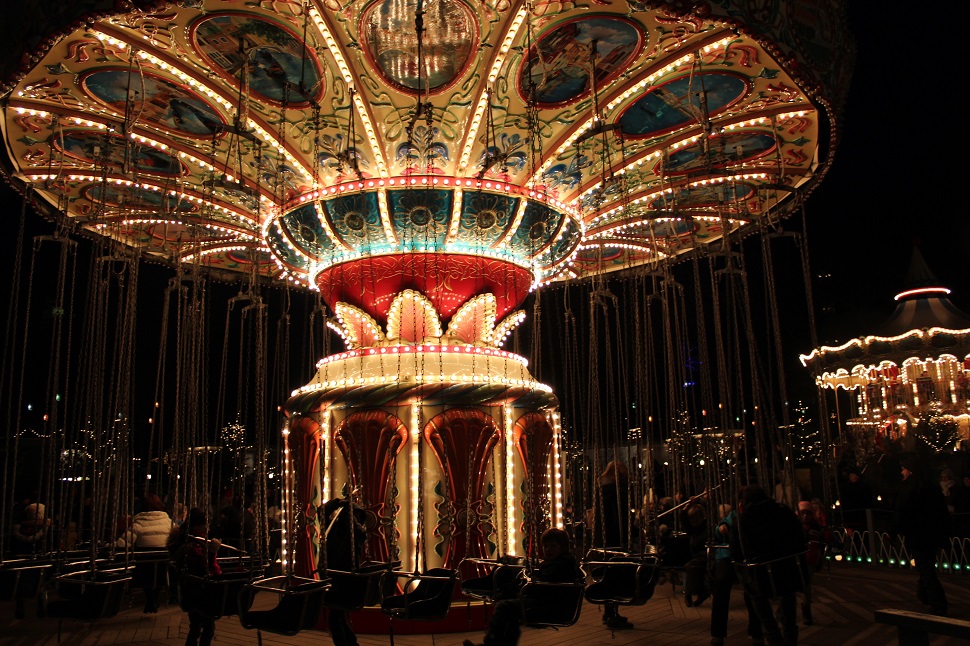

{"left": 328, "top": 290, "right": 525, "bottom": 350}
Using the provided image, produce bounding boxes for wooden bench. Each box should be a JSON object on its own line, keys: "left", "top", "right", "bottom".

{"left": 874, "top": 608, "right": 970, "bottom": 645}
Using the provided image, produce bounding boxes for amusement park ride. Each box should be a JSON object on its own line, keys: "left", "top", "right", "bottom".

{"left": 802, "top": 247, "right": 970, "bottom": 455}
{"left": 0, "top": 0, "right": 854, "bottom": 636}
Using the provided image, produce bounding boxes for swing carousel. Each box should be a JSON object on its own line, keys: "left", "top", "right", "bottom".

{"left": 0, "top": 0, "right": 852, "bottom": 635}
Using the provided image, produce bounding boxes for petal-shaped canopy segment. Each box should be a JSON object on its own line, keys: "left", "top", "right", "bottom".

{"left": 333, "top": 302, "right": 386, "bottom": 349}
{"left": 386, "top": 289, "right": 443, "bottom": 343}
{"left": 493, "top": 310, "right": 526, "bottom": 348}
{"left": 445, "top": 294, "right": 497, "bottom": 345}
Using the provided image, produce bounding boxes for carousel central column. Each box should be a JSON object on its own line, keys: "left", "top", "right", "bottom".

{"left": 277, "top": 182, "right": 580, "bottom": 578}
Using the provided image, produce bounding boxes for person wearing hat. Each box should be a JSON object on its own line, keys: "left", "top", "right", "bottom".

{"left": 12, "top": 502, "right": 50, "bottom": 555}
{"left": 893, "top": 453, "right": 950, "bottom": 616}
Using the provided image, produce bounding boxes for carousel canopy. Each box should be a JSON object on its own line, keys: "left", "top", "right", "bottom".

{"left": 1, "top": 0, "right": 852, "bottom": 324}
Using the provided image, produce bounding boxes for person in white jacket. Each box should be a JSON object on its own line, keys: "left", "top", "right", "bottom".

{"left": 118, "top": 494, "right": 173, "bottom": 612}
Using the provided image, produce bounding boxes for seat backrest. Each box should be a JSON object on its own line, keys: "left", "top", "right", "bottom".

{"left": 584, "top": 560, "right": 659, "bottom": 606}
{"left": 381, "top": 569, "right": 457, "bottom": 621}
{"left": 522, "top": 580, "right": 585, "bottom": 627}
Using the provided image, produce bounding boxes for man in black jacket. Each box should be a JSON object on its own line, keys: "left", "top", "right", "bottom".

{"left": 730, "top": 485, "right": 806, "bottom": 646}
{"left": 320, "top": 496, "right": 369, "bottom": 646}
{"left": 894, "top": 453, "right": 950, "bottom": 616}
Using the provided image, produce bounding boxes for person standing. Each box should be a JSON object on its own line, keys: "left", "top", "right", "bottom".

{"left": 117, "top": 493, "right": 173, "bottom": 613}
{"left": 840, "top": 467, "right": 873, "bottom": 532}
{"left": 710, "top": 502, "right": 768, "bottom": 646}
{"left": 320, "top": 495, "right": 368, "bottom": 646}
{"left": 730, "top": 485, "right": 806, "bottom": 646}
{"left": 681, "top": 495, "right": 710, "bottom": 607}
{"left": 168, "top": 509, "right": 221, "bottom": 646}
{"left": 796, "top": 501, "right": 823, "bottom": 625}
{"left": 894, "top": 453, "right": 950, "bottom": 616}
{"left": 596, "top": 459, "right": 633, "bottom": 629}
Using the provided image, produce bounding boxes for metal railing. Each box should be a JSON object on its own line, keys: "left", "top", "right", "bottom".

{"left": 826, "top": 518, "right": 970, "bottom": 574}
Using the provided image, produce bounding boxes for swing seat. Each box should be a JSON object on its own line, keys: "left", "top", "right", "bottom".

{"left": 380, "top": 568, "right": 458, "bottom": 621}
{"left": 177, "top": 569, "right": 255, "bottom": 619}
{"left": 519, "top": 577, "right": 586, "bottom": 628}
{"left": 733, "top": 551, "right": 807, "bottom": 598}
{"left": 45, "top": 568, "right": 131, "bottom": 622}
{"left": 238, "top": 575, "right": 330, "bottom": 637}
{"left": 0, "top": 559, "right": 52, "bottom": 602}
{"left": 322, "top": 560, "right": 399, "bottom": 611}
{"left": 584, "top": 556, "right": 660, "bottom": 607}
{"left": 459, "top": 557, "right": 526, "bottom": 602}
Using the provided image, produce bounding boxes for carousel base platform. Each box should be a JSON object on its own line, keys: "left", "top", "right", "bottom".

{"left": 319, "top": 600, "right": 488, "bottom": 634}
{"left": 4, "top": 563, "right": 970, "bottom": 644}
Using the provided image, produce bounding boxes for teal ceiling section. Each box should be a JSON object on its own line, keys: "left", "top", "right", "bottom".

{"left": 455, "top": 191, "right": 519, "bottom": 250}
{"left": 278, "top": 202, "right": 337, "bottom": 258}
{"left": 265, "top": 219, "right": 310, "bottom": 272}
{"left": 508, "top": 201, "right": 564, "bottom": 260}
{"left": 323, "top": 192, "right": 387, "bottom": 250}
{"left": 387, "top": 188, "right": 452, "bottom": 250}
{"left": 536, "top": 215, "right": 582, "bottom": 271}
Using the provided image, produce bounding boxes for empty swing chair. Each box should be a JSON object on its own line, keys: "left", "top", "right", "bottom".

{"left": 238, "top": 574, "right": 331, "bottom": 645}
{"left": 584, "top": 547, "right": 660, "bottom": 610}
{"left": 0, "top": 559, "right": 54, "bottom": 619}
{"left": 380, "top": 567, "right": 459, "bottom": 644}
{"left": 45, "top": 566, "right": 133, "bottom": 642}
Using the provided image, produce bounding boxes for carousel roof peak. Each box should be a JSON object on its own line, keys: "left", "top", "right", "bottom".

{"left": 877, "top": 245, "right": 970, "bottom": 336}
{"left": 894, "top": 244, "right": 947, "bottom": 301}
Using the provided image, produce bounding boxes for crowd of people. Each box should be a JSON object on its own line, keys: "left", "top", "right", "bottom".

{"left": 5, "top": 451, "right": 962, "bottom": 645}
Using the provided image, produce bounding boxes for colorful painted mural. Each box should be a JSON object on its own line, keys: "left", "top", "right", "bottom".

{"left": 56, "top": 130, "right": 182, "bottom": 175}
{"left": 193, "top": 13, "right": 322, "bottom": 104}
{"left": 619, "top": 73, "right": 748, "bottom": 137}
{"left": 362, "top": 0, "right": 477, "bottom": 93}
{"left": 520, "top": 16, "right": 643, "bottom": 105}
{"left": 82, "top": 69, "right": 225, "bottom": 137}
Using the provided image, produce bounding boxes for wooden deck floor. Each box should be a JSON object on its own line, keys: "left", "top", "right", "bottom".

{"left": 3, "top": 563, "right": 969, "bottom": 645}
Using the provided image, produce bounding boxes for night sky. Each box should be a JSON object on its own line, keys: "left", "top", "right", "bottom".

{"left": 0, "top": 3, "right": 962, "bottom": 422}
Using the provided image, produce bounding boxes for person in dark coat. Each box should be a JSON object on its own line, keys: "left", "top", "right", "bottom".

{"left": 596, "top": 459, "right": 634, "bottom": 629}
{"left": 320, "top": 496, "right": 368, "bottom": 646}
{"left": 893, "top": 453, "right": 950, "bottom": 616}
{"left": 839, "top": 467, "right": 873, "bottom": 532}
{"left": 730, "top": 485, "right": 806, "bottom": 646}
{"left": 462, "top": 527, "right": 582, "bottom": 646}
{"left": 168, "top": 509, "right": 221, "bottom": 646}
{"left": 681, "top": 495, "right": 710, "bottom": 607}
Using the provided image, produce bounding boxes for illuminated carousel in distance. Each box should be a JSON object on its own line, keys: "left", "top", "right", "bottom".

{"left": 801, "top": 247, "right": 970, "bottom": 453}
{"left": 2, "top": 0, "right": 852, "bottom": 579}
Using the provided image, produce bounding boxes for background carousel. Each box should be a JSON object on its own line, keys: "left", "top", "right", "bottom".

{"left": 801, "top": 247, "right": 970, "bottom": 470}
{"left": 0, "top": 0, "right": 852, "bottom": 633}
